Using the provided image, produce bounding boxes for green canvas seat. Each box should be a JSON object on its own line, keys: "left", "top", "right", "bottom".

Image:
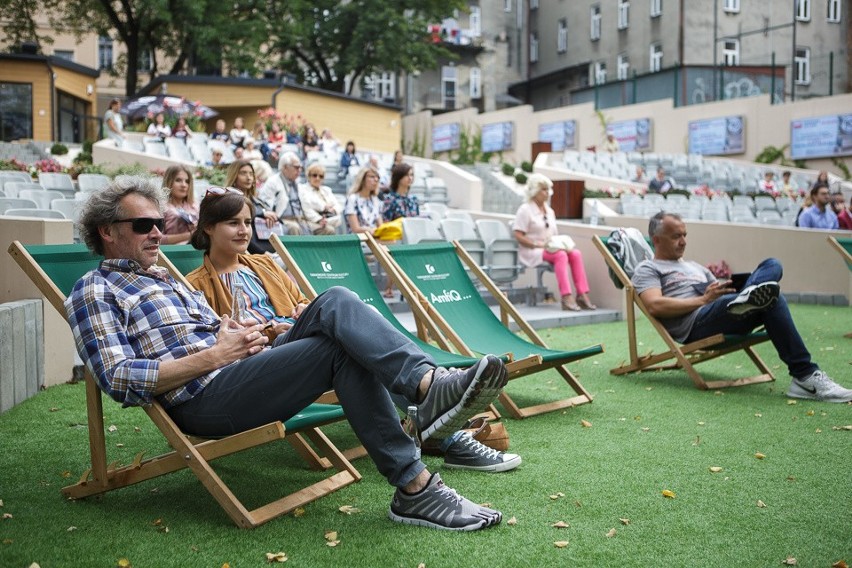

{"left": 592, "top": 234, "right": 774, "bottom": 391}
{"left": 158, "top": 243, "right": 204, "bottom": 276}
{"left": 8, "top": 240, "right": 361, "bottom": 529}
{"left": 375, "top": 239, "right": 600, "bottom": 419}
{"left": 826, "top": 237, "right": 852, "bottom": 338}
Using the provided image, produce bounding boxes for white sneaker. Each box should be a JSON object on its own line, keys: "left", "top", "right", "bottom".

{"left": 726, "top": 281, "right": 780, "bottom": 317}
{"left": 787, "top": 370, "right": 852, "bottom": 403}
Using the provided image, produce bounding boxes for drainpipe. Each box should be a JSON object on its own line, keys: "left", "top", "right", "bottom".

{"left": 271, "top": 77, "right": 287, "bottom": 111}
{"left": 46, "top": 58, "right": 56, "bottom": 141}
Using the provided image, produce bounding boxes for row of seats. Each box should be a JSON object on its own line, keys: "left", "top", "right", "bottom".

{"left": 0, "top": 171, "right": 110, "bottom": 199}
{"left": 619, "top": 192, "right": 804, "bottom": 226}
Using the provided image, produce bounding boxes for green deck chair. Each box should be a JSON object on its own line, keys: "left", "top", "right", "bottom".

{"left": 826, "top": 236, "right": 852, "bottom": 338}
{"left": 591, "top": 234, "right": 774, "bottom": 390}
{"left": 158, "top": 243, "right": 204, "bottom": 278}
{"left": 270, "top": 233, "right": 487, "bottom": 370}
{"left": 8, "top": 241, "right": 361, "bottom": 529}
{"left": 375, "top": 238, "right": 601, "bottom": 419}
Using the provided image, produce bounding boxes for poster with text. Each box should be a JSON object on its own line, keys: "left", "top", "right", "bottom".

{"left": 538, "top": 120, "right": 577, "bottom": 151}
{"left": 432, "top": 123, "right": 460, "bottom": 153}
{"left": 481, "top": 122, "right": 514, "bottom": 153}
{"left": 790, "top": 113, "right": 852, "bottom": 159}
{"left": 607, "top": 118, "right": 652, "bottom": 152}
{"left": 688, "top": 116, "right": 745, "bottom": 155}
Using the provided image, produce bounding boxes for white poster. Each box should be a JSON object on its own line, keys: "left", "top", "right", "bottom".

{"left": 790, "top": 114, "right": 852, "bottom": 160}
{"left": 607, "top": 118, "right": 652, "bottom": 152}
{"left": 538, "top": 120, "right": 576, "bottom": 151}
{"left": 432, "top": 123, "right": 460, "bottom": 153}
{"left": 688, "top": 116, "right": 745, "bottom": 155}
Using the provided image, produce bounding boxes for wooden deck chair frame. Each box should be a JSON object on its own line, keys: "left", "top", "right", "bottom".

{"left": 155, "top": 245, "right": 368, "bottom": 464}
{"left": 367, "top": 235, "right": 602, "bottom": 419}
{"left": 8, "top": 241, "right": 361, "bottom": 529}
{"left": 269, "top": 234, "right": 536, "bottom": 419}
{"left": 591, "top": 235, "right": 774, "bottom": 390}
{"left": 826, "top": 236, "right": 852, "bottom": 338}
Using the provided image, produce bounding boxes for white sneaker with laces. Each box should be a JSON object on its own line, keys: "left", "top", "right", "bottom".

{"left": 787, "top": 370, "right": 852, "bottom": 403}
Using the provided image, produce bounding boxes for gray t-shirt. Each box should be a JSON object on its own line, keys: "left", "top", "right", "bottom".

{"left": 632, "top": 259, "right": 715, "bottom": 342}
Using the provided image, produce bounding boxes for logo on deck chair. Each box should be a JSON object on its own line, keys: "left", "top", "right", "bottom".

{"left": 425, "top": 264, "right": 436, "bottom": 274}
{"left": 321, "top": 261, "right": 333, "bottom": 272}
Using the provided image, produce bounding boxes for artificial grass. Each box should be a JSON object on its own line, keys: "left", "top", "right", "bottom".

{"left": 0, "top": 304, "right": 849, "bottom": 567}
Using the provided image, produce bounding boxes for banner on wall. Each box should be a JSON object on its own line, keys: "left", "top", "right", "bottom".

{"left": 688, "top": 116, "right": 745, "bottom": 155}
{"left": 432, "top": 123, "right": 460, "bottom": 153}
{"left": 790, "top": 113, "right": 852, "bottom": 160}
{"left": 538, "top": 120, "right": 577, "bottom": 151}
{"left": 481, "top": 122, "right": 514, "bottom": 153}
{"left": 607, "top": 118, "right": 652, "bottom": 152}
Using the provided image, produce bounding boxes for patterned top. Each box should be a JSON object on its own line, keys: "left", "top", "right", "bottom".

{"left": 382, "top": 191, "right": 420, "bottom": 222}
{"left": 65, "top": 259, "right": 225, "bottom": 409}
{"left": 219, "top": 267, "right": 289, "bottom": 326}
{"left": 344, "top": 193, "right": 383, "bottom": 231}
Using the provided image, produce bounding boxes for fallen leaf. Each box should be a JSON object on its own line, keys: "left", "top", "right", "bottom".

{"left": 714, "top": 391, "right": 724, "bottom": 396}
{"left": 552, "top": 521, "right": 570, "bottom": 528}
{"left": 67, "top": 526, "right": 77, "bottom": 531}
{"left": 661, "top": 490, "right": 676, "bottom": 499}
{"left": 480, "top": 502, "right": 492, "bottom": 508}
{"left": 645, "top": 387, "right": 653, "bottom": 391}
{"left": 754, "top": 413, "right": 762, "bottom": 418}
{"left": 324, "top": 531, "right": 338, "bottom": 542}
{"left": 134, "top": 427, "right": 141, "bottom": 432}
{"left": 693, "top": 436, "right": 701, "bottom": 446}
{"left": 2, "top": 513, "right": 12, "bottom": 520}
{"left": 709, "top": 466, "right": 723, "bottom": 473}
{"left": 29, "top": 564, "right": 41, "bottom": 568}
{"left": 549, "top": 492, "right": 565, "bottom": 500}
{"left": 417, "top": 564, "right": 426, "bottom": 568}
{"left": 116, "top": 443, "right": 124, "bottom": 448}
{"left": 2, "top": 539, "right": 12, "bottom": 545}
{"left": 831, "top": 561, "right": 848, "bottom": 568}
{"left": 574, "top": 501, "right": 582, "bottom": 508}
{"left": 781, "top": 557, "right": 797, "bottom": 565}
{"left": 641, "top": 427, "right": 650, "bottom": 432}
{"left": 507, "top": 516, "right": 517, "bottom": 525}
{"left": 604, "top": 389, "right": 616, "bottom": 393}
{"left": 787, "top": 400, "right": 797, "bottom": 405}
{"left": 61, "top": 471, "right": 71, "bottom": 478}
{"left": 755, "top": 452, "right": 766, "bottom": 460}
{"left": 326, "top": 540, "right": 340, "bottom": 547}
{"left": 697, "top": 421, "right": 705, "bottom": 426}
{"left": 265, "top": 552, "right": 288, "bottom": 562}
{"left": 293, "top": 507, "right": 305, "bottom": 517}
{"left": 0, "top": 499, "right": 3, "bottom": 507}
{"left": 605, "top": 528, "right": 617, "bottom": 537}
{"left": 152, "top": 519, "right": 162, "bottom": 526}
{"left": 337, "top": 505, "right": 359, "bottom": 515}
{"left": 108, "top": 425, "right": 118, "bottom": 432}
{"left": 580, "top": 420, "right": 592, "bottom": 428}
{"left": 787, "top": 476, "right": 796, "bottom": 482}
{"left": 554, "top": 541, "right": 569, "bottom": 548}
{"left": 117, "top": 560, "right": 131, "bottom": 568}
{"left": 815, "top": 429, "right": 822, "bottom": 433}
{"left": 222, "top": 564, "right": 230, "bottom": 568}
{"left": 805, "top": 410, "right": 814, "bottom": 416}
{"left": 50, "top": 407, "right": 59, "bottom": 412}
{"left": 757, "top": 500, "right": 767, "bottom": 508}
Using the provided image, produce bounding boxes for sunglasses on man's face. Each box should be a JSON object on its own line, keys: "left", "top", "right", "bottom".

{"left": 113, "top": 217, "right": 165, "bottom": 234}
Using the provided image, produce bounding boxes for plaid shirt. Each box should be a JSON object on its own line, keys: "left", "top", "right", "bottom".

{"left": 65, "top": 259, "right": 224, "bottom": 408}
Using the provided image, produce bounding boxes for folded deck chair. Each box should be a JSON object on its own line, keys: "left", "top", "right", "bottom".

{"left": 372, "top": 238, "right": 602, "bottom": 419}
{"left": 156, "top": 244, "right": 368, "bottom": 463}
{"left": 826, "top": 236, "right": 852, "bottom": 338}
{"left": 591, "top": 235, "right": 774, "bottom": 390}
{"left": 8, "top": 241, "right": 361, "bottom": 528}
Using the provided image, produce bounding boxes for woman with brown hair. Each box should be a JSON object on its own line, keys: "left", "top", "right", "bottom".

{"left": 382, "top": 163, "right": 420, "bottom": 221}
{"left": 161, "top": 165, "right": 198, "bottom": 245}
{"left": 225, "top": 159, "right": 278, "bottom": 254}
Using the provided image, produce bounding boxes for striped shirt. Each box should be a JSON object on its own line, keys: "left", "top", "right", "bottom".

{"left": 219, "top": 266, "right": 289, "bottom": 326}
{"left": 65, "top": 259, "right": 224, "bottom": 408}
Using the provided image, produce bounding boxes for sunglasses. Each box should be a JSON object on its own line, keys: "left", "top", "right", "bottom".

{"left": 113, "top": 217, "right": 165, "bottom": 234}
{"left": 205, "top": 186, "right": 243, "bottom": 198}
{"left": 309, "top": 173, "right": 325, "bottom": 179}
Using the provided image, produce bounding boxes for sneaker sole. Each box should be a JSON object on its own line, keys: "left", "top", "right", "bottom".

{"left": 388, "top": 509, "right": 495, "bottom": 531}
{"left": 420, "top": 356, "right": 508, "bottom": 442}
{"left": 444, "top": 454, "right": 522, "bottom": 473}
{"left": 787, "top": 385, "right": 852, "bottom": 403}
{"left": 727, "top": 283, "right": 780, "bottom": 316}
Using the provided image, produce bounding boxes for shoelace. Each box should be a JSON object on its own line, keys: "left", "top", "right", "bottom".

{"left": 433, "top": 482, "right": 463, "bottom": 506}
{"left": 459, "top": 434, "right": 501, "bottom": 459}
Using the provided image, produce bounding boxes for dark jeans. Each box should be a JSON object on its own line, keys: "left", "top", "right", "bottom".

{"left": 686, "top": 258, "right": 817, "bottom": 379}
{"left": 168, "top": 287, "right": 435, "bottom": 488}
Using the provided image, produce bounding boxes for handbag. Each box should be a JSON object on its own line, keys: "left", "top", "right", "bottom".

{"left": 545, "top": 234, "right": 576, "bottom": 253}
{"left": 373, "top": 217, "right": 404, "bottom": 241}
{"left": 463, "top": 416, "right": 510, "bottom": 452}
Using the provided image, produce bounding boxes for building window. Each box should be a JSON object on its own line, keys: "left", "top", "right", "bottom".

{"left": 557, "top": 19, "right": 568, "bottom": 53}
{"left": 470, "top": 67, "right": 482, "bottom": 98}
{"left": 469, "top": 6, "right": 481, "bottom": 37}
{"left": 530, "top": 32, "right": 539, "bottom": 62}
{"left": 504, "top": 0, "right": 511, "bottom": 12}
{"left": 442, "top": 65, "right": 457, "bottom": 109}
{"left": 827, "top": 0, "right": 841, "bottom": 21}
{"left": 617, "top": 53, "right": 630, "bottom": 80}
{"left": 590, "top": 5, "right": 601, "bottom": 40}
{"left": 54, "top": 50, "right": 74, "bottom": 62}
{"left": 723, "top": 0, "right": 740, "bottom": 13}
{"left": 650, "top": 43, "right": 663, "bottom": 72}
{"left": 594, "top": 61, "right": 607, "bottom": 85}
{"left": 98, "top": 36, "right": 113, "bottom": 71}
{"left": 795, "top": 47, "right": 811, "bottom": 84}
{"left": 618, "top": 0, "right": 630, "bottom": 29}
{"left": 368, "top": 72, "right": 395, "bottom": 101}
{"left": 796, "top": 0, "right": 811, "bottom": 20}
{"left": 650, "top": 0, "right": 662, "bottom": 17}
{"left": 723, "top": 39, "right": 740, "bottom": 65}
{"left": 138, "top": 49, "right": 153, "bottom": 72}
{"left": 0, "top": 82, "right": 33, "bottom": 142}
{"left": 530, "top": 0, "right": 539, "bottom": 9}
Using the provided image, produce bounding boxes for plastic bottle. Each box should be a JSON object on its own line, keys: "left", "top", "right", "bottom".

{"left": 231, "top": 280, "right": 248, "bottom": 325}
{"left": 404, "top": 405, "right": 421, "bottom": 460}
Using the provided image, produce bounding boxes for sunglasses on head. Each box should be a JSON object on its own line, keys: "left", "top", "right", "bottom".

{"left": 205, "top": 186, "right": 243, "bottom": 198}
{"left": 113, "top": 217, "right": 165, "bottom": 234}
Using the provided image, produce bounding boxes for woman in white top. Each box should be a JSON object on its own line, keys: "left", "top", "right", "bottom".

{"left": 146, "top": 112, "right": 172, "bottom": 140}
{"left": 299, "top": 162, "right": 341, "bottom": 235}
{"left": 229, "top": 117, "right": 250, "bottom": 148}
{"left": 344, "top": 166, "right": 383, "bottom": 235}
{"left": 103, "top": 99, "right": 124, "bottom": 145}
{"left": 513, "top": 173, "right": 595, "bottom": 311}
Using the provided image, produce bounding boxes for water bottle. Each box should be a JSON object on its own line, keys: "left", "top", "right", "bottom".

{"left": 404, "top": 405, "right": 421, "bottom": 460}
{"left": 230, "top": 280, "right": 248, "bottom": 325}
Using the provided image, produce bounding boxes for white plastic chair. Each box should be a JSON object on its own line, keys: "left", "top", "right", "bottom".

{"left": 4, "top": 208, "right": 66, "bottom": 219}
{"left": 0, "top": 197, "right": 39, "bottom": 213}
{"left": 401, "top": 217, "right": 443, "bottom": 245}
{"left": 77, "top": 173, "right": 111, "bottom": 193}
{"left": 38, "top": 172, "right": 75, "bottom": 194}
{"left": 19, "top": 189, "right": 66, "bottom": 210}
{"left": 4, "top": 181, "right": 42, "bottom": 199}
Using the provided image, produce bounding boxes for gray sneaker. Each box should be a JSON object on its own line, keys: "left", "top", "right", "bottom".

{"left": 726, "top": 281, "right": 780, "bottom": 317}
{"left": 443, "top": 432, "right": 522, "bottom": 473}
{"left": 417, "top": 355, "right": 508, "bottom": 442}
{"left": 787, "top": 370, "right": 852, "bottom": 403}
{"left": 388, "top": 472, "right": 502, "bottom": 531}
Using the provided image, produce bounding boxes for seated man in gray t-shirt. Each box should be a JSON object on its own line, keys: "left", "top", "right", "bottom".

{"left": 630, "top": 211, "right": 851, "bottom": 403}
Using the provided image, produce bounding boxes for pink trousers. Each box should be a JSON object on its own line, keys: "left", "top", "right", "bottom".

{"left": 542, "top": 249, "right": 590, "bottom": 297}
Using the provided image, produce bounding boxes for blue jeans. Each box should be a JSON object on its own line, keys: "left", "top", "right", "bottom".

{"left": 686, "top": 258, "right": 817, "bottom": 379}
{"left": 168, "top": 287, "right": 435, "bottom": 488}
